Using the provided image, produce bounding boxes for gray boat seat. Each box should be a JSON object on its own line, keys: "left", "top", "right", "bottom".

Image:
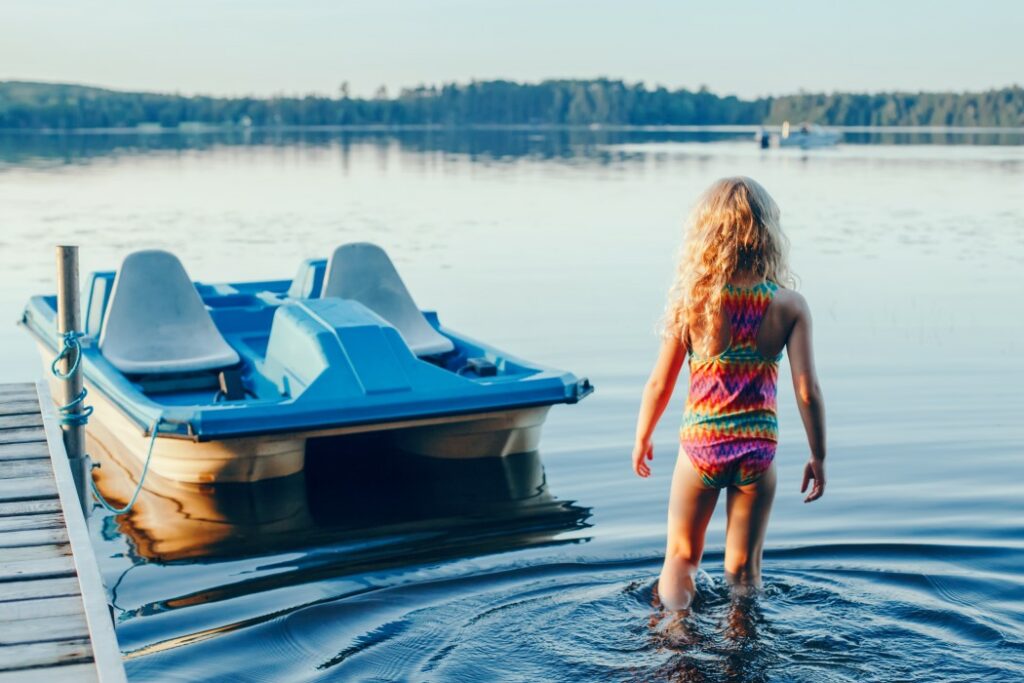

{"left": 99, "top": 250, "right": 240, "bottom": 375}
{"left": 320, "top": 243, "right": 455, "bottom": 357}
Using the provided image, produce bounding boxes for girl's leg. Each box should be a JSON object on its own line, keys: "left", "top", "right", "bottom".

{"left": 658, "top": 447, "right": 720, "bottom": 611}
{"left": 723, "top": 461, "right": 777, "bottom": 593}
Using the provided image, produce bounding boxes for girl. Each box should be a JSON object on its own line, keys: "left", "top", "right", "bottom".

{"left": 632, "top": 176, "right": 827, "bottom": 611}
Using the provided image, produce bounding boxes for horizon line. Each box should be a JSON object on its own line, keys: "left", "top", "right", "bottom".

{"left": 3, "top": 78, "right": 1022, "bottom": 102}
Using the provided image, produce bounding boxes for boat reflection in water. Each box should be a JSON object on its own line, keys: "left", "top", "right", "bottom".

{"left": 89, "top": 424, "right": 592, "bottom": 568}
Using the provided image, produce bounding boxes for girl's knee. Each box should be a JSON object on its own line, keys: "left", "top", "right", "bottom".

{"left": 664, "top": 544, "right": 702, "bottom": 568}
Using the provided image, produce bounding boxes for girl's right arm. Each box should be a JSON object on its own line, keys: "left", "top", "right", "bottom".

{"left": 786, "top": 293, "right": 827, "bottom": 502}
{"left": 632, "top": 334, "right": 687, "bottom": 478}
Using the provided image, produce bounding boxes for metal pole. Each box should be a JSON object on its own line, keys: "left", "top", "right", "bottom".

{"left": 56, "top": 245, "right": 89, "bottom": 515}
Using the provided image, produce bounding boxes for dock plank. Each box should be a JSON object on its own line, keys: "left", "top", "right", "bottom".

{"left": 0, "top": 413, "right": 44, "bottom": 430}
{"left": 0, "top": 385, "right": 36, "bottom": 399}
{"left": 0, "top": 576, "right": 82, "bottom": 603}
{"left": 0, "top": 459, "right": 54, "bottom": 480}
{"left": 0, "top": 394, "right": 40, "bottom": 410}
{"left": 1, "top": 596, "right": 87, "bottom": 622}
{"left": 0, "top": 427, "right": 47, "bottom": 445}
{"left": 0, "top": 442, "right": 50, "bottom": 462}
{"left": 0, "top": 499, "right": 62, "bottom": 517}
{"left": 0, "top": 610, "right": 90, "bottom": 645}
{"left": 0, "top": 400, "right": 42, "bottom": 417}
{"left": 0, "top": 662, "right": 98, "bottom": 683}
{"left": 0, "top": 544, "right": 71, "bottom": 565}
{"left": 0, "top": 527, "right": 69, "bottom": 549}
{"left": 0, "top": 550, "right": 76, "bottom": 581}
{"left": 0, "top": 638, "right": 94, "bottom": 671}
{"left": 0, "top": 541, "right": 71, "bottom": 560}
{"left": 0, "top": 476, "right": 58, "bottom": 502}
{"left": 0, "top": 513, "right": 66, "bottom": 533}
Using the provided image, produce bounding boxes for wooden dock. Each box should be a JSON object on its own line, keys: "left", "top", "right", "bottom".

{"left": 0, "top": 382, "right": 126, "bottom": 682}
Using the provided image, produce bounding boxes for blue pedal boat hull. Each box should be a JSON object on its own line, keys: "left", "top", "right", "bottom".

{"left": 22, "top": 270, "right": 592, "bottom": 484}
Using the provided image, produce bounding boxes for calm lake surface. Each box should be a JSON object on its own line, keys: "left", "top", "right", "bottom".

{"left": 1, "top": 129, "right": 1023, "bottom": 682}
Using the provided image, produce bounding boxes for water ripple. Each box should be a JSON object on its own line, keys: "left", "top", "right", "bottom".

{"left": 120, "top": 543, "right": 1024, "bottom": 682}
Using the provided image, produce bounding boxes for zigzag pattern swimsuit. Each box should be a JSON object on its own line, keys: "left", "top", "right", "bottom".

{"left": 680, "top": 281, "right": 782, "bottom": 488}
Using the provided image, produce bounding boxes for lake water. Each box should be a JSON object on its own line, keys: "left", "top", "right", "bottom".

{"left": 1, "top": 129, "right": 1023, "bottom": 682}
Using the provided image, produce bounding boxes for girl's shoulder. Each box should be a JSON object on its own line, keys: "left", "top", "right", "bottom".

{"left": 772, "top": 285, "right": 806, "bottom": 304}
{"left": 770, "top": 286, "right": 812, "bottom": 323}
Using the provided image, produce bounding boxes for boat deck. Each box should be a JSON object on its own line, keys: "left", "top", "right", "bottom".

{"left": 0, "top": 382, "right": 126, "bottom": 682}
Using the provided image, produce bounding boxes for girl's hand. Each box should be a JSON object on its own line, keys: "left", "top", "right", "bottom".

{"left": 801, "top": 457, "right": 826, "bottom": 502}
{"left": 633, "top": 439, "right": 654, "bottom": 478}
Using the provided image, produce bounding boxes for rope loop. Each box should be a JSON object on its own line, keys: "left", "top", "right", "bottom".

{"left": 50, "top": 330, "right": 94, "bottom": 427}
{"left": 59, "top": 387, "right": 94, "bottom": 426}
{"left": 51, "top": 331, "right": 84, "bottom": 379}
{"left": 89, "top": 418, "right": 163, "bottom": 516}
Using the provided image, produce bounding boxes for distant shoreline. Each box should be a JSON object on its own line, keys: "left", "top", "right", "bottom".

{"left": 2, "top": 123, "right": 1022, "bottom": 136}
{"left": 2, "top": 80, "right": 1021, "bottom": 131}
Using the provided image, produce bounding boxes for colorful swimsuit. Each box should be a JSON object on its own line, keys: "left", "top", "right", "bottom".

{"left": 680, "top": 281, "right": 782, "bottom": 488}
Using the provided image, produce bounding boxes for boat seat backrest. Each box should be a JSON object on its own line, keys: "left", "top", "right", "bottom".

{"left": 99, "top": 250, "right": 240, "bottom": 375}
{"left": 287, "top": 258, "right": 327, "bottom": 300}
{"left": 320, "top": 243, "right": 455, "bottom": 357}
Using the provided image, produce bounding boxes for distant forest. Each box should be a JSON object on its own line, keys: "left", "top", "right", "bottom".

{"left": 1, "top": 80, "right": 1021, "bottom": 129}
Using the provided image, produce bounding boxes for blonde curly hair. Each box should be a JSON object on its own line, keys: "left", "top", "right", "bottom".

{"left": 661, "top": 176, "right": 795, "bottom": 353}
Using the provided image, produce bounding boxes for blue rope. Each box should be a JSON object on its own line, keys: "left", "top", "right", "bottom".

{"left": 51, "top": 330, "right": 84, "bottom": 379}
{"left": 50, "top": 328, "right": 156, "bottom": 516}
{"left": 89, "top": 419, "right": 163, "bottom": 516}
{"left": 50, "top": 331, "right": 94, "bottom": 427}
{"left": 60, "top": 387, "right": 94, "bottom": 426}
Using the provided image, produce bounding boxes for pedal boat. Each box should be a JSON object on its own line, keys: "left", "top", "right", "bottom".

{"left": 21, "top": 244, "right": 592, "bottom": 484}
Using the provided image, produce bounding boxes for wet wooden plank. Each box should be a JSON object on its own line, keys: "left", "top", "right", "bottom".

{"left": 0, "top": 664, "right": 98, "bottom": 683}
{"left": 0, "top": 638, "right": 94, "bottom": 671}
{"left": 0, "top": 527, "right": 69, "bottom": 549}
{"left": 0, "top": 499, "right": 62, "bottom": 517}
{"left": 0, "top": 459, "right": 53, "bottom": 480}
{"left": 0, "top": 541, "right": 71, "bottom": 561}
{"left": 0, "top": 476, "right": 58, "bottom": 502}
{"left": 0, "top": 609, "right": 90, "bottom": 646}
{"left": 0, "top": 441, "right": 50, "bottom": 462}
{"left": 0, "top": 427, "right": 47, "bottom": 445}
{"left": 0, "top": 576, "right": 82, "bottom": 603}
{"left": 4, "top": 663, "right": 98, "bottom": 682}
{"left": 0, "top": 384, "right": 36, "bottom": 398}
{"left": 0, "top": 513, "right": 65, "bottom": 533}
{"left": 0, "top": 552, "right": 76, "bottom": 582}
{"left": 0, "top": 662, "right": 99, "bottom": 683}
{"left": 0, "top": 413, "right": 44, "bottom": 430}
{"left": 0, "top": 397, "right": 40, "bottom": 413}
{"left": 0, "top": 400, "right": 41, "bottom": 417}
{"left": 1, "top": 596, "right": 87, "bottom": 622}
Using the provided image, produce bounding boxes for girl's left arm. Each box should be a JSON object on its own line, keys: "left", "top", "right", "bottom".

{"left": 632, "top": 335, "right": 687, "bottom": 478}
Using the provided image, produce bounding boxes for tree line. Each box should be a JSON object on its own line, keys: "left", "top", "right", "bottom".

{"left": 0, "top": 79, "right": 1020, "bottom": 129}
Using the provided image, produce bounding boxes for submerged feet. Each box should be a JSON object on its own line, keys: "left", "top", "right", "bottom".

{"left": 649, "top": 569, "right": 766, "bottom": 653}
{"left": 724, "top": 590, "right": 762, "bottom": 642}
{"left": 655, "top": 560, "right": 765, "bottom": 613}
{"left": 657, "top": 555, "right": 700, "bottom": 611}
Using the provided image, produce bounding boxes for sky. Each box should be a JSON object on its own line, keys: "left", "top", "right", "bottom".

{"left": 1, "top": 0, "right": 1021, "bottom": 99}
